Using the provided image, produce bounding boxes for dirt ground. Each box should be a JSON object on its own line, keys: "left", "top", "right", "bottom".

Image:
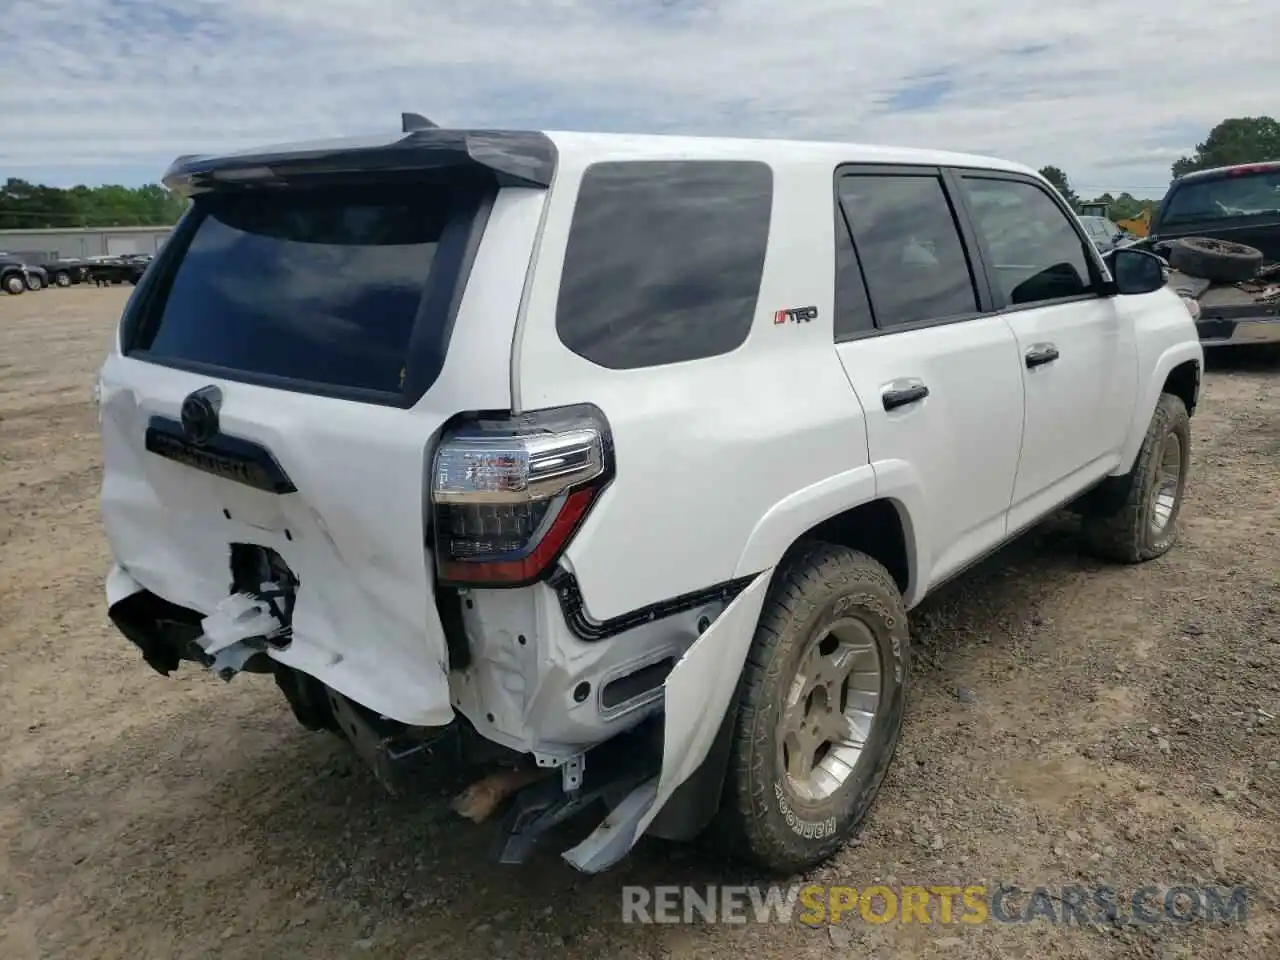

{"left": 1, "top": 287, "right": 1277, "bottom": 960}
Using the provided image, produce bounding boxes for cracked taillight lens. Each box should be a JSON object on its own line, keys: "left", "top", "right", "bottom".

{"left": 430, "top": 404, "right": 613, "bottom": 586}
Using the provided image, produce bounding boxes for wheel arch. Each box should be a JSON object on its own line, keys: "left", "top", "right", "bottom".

{"left": 732, "top": 464, "right": 925, "bottom": 606}
{"left": 648, "top": 481, "right": 922, "bottom": 842}
{"left": 1116, "top": 342, "right": 1202, "bottom": 476}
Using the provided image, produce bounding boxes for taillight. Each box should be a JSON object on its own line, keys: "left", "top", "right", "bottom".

{"left": 430, "top": 404, "right": 613, "bottom": 586}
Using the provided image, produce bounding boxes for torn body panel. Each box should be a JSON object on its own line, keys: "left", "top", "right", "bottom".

{"left": 98, "top": 356, "right": 456, "bottom": 726}
{"left": 450, "top": 577, "right": 734, "bottom": 760}
{"left": 562, "top": 571, "right": 770, "bottom": 872}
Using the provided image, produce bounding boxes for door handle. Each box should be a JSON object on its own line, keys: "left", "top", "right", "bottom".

{"left": 1025, "top": 343, "right": 1060, "bottom": 368}
{"left": 882, "top": 379, "right": 930, "bottom": 411}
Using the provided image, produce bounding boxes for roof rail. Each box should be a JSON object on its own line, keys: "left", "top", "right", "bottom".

{"left": 401, "top": 112, "right": 439, "bottom": 132}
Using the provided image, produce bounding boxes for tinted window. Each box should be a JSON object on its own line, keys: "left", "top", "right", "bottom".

{"left": 833, "top": 203, "right": 874, "bottom": 339}
{"left": 1161, "top": 169, "right": 1280, "bottom": 224}
{"left": 556, "top": 160, "right": 772, "bottom": 369}
{"left": 961, "top": 177, "right": 1094, "bottom": 305}
{"left": 136, "top": 184, "right": 457, "bottom": 395}
{"left": 837, "top": 174, "right": 978, "bottom": 328}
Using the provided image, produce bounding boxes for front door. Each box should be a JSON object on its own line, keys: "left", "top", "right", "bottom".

{"left": 954, "top": 172, "right": 1139, "bottom": 532}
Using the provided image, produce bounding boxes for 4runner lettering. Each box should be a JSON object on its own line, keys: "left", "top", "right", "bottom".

{"left": 96, "top": 116, "right": 1204, "bottom": 878}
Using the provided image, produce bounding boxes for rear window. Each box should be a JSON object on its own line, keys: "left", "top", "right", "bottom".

{"left": 555, "top": 160, "right": 772, "bottom": 370}
{"left": 133, "top": 184, "right": 460, "bottom": 397}
{"left": 1161, "top": 169, "right": 1280, "bottom": 224}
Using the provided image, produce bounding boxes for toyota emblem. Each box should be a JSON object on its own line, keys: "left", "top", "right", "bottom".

{"left": 180, "top": 385, "right": 222, "bottom": 446}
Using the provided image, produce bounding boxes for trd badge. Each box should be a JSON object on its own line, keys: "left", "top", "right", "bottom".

{"left": 774, "top": 305, "right": 818, "bottom": 325}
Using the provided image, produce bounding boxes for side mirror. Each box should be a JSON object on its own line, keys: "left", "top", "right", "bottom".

{"left": 1105, "top": 247, "right": 1165, "bottom": 295}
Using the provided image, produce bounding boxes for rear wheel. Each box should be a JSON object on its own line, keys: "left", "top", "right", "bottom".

{"left": 1082, "top": 392, "right": 1190, "bottom": 562}
{"left": 713, "top": 542, "right": 909, "bottom": 873}
{"left": 54, "top": 271, "right": 71, "bottom": 287}
{"left": 25, "top": 273, "right": 43, "bottom": 291}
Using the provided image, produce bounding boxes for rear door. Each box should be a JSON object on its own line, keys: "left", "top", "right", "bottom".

{"left": 99, "top": 173, "right": 546, "bottom": 725}
{"left": 832, "top": 166, "right": 1025, "bottom": 591}
{"left": 952, "top": 170, "right": 1138, "bottom": 532}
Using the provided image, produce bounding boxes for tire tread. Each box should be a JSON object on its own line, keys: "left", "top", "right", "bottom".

{"left": 1083, "top": 392, "right": 1190, "bottom": 563}
{"left": 713, "top": 541, "right": 906, "bottom": 873}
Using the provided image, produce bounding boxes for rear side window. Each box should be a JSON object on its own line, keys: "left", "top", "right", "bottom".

{"left": 133, "top": 184, "right": 462, "bottom": 397}
{"left": 555, "top": 160, "right": 772, "bottom": 369}
{"left": 837, "top": 174, "right": 978, "bottom": 328}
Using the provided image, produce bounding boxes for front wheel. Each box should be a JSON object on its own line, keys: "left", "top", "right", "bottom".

{"left": 3, "top": 274, "right": 24, "bottom": 295}
{"left": 1082, "top": 392, "right": 1191, "bottom": 562}
{"left": 713, "top": 542, "right": 909, "bottom": 873}
{"left": 54, "top": 271, "right": 71, "bottom": 287}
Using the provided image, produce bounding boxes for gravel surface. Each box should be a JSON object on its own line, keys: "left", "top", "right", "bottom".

{"left": 2, "top": 288, "right": 1277, "bottom": 959}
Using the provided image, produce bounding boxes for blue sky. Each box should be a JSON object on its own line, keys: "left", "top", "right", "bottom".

{"left": 2, "top": 0, "right": 1276, "bottom": 199}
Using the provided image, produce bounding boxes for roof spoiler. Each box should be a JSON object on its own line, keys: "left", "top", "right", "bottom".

{"left": 401, "top": 111, "right": 438, "bottom": 132}
{"left": 161, "top": 119, "right": 557, "bottom": 196}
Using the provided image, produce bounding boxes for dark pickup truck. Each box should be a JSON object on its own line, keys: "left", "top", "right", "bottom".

{"left": 1137, "top": 161, "right": 1280, "bottom": 347}
{"left": 34, "top": 257, "right": 90, "bottom": 286}
{"left": 0, "top": 253, "right": 89, "bottom": 289}
{"left": 87, "top": 254, "right": 152, "bottom": 286}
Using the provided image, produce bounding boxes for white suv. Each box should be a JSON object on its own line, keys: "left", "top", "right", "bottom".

{"left": 97, "top": 118, "right": 1204, "bottom": 875}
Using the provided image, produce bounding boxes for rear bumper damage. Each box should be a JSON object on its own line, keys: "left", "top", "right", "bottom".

{"left": 105, "top": 563, "right": 771, "bottom": 873}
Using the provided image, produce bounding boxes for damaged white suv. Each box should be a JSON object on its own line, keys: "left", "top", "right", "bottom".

{"left": 97, "top": 115, "right": 1204, "bottom": 874}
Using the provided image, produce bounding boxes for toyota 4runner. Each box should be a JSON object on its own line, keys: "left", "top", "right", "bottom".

{"left": 96, "top": 115, "right": 1204, "bottom": 875}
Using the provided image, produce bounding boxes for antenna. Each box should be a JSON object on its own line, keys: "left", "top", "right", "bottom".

{"left": 401, "top": 111, "right": 439, "bottom": 132}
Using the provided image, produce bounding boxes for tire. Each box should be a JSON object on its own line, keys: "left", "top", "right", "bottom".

{"left": 1168, "top": 236, "right": 1263, "bottom": 283}
{"left": 712, "top": 541, "right": 909, "bottom": 873}
{"left": 25, "top": 273, "right": 44, "bottom": 292}
{"left": 1082, "top": 392, "right": 1191, "bottom": 563}
{"left": 54, "top": 271, "right": 71, "bottom": 287}
{"left": 3, "top": 273, "right": 24, "bottom": 295}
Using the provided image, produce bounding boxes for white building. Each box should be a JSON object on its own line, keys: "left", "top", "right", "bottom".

{"left": 0, "top": 225, "right": 173, "bottom": 261}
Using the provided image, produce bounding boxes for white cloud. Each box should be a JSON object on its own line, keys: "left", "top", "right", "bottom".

{"left": 1, "top": 0, "right": 1276, "bottom": 196}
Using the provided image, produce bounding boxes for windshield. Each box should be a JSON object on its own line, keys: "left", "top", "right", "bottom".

{"left": 1161, "top": 170, "right": 1280, "bottom": 224}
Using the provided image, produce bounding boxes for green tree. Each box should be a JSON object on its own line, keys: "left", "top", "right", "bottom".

{"left": 1171, "top": 116, "right": 1280, "bottom": 178}
{"left": 0, "top": 179, "right": 188, "bottom": 230}
{"left": 1038, "top": 165, "right": 1079, "bottom": 206}
{"left": 1109, "top": 193, "right": 1151, "bottom": 222}
{"left": 1084, "top": 191, "right": 1156, "bottom": 222}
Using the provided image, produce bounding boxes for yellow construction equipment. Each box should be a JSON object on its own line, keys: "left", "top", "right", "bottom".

{"left": 1116, "top": 209, "right": 1151, "bottom": 237}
